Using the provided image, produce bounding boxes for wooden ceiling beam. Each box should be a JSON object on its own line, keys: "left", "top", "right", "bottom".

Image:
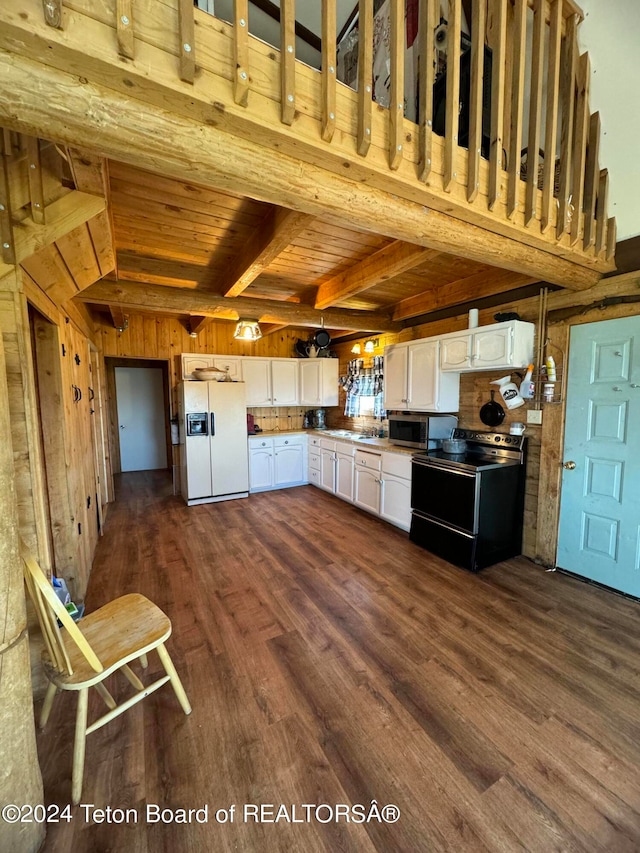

{"left": 66, "top": 147, "right": 117, "bottom": 279}
{"left": 258, "top": 322, "right": 290, "bottom": 337}
{"left": 109, "top": 305, "right": 128, "bottom": 331}
{"left": 393, "top": 268, "right": 537, "bottom": 321}
{"left": 221, "top": 208, "right": 313, "bottom": 297}
{"left": 314, "top": 241, "right": 439, "bottom": 310}
{"left": 76, "top": 280, "right": 402, "bottom": 333}
{"left": 187, "top": 315, "right": 211, "bottom": 335}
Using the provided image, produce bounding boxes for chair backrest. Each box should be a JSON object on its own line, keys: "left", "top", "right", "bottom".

{"left": 20, "top": 541, "right": 103, "bottom": 675}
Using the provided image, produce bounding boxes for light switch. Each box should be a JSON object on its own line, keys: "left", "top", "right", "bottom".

{"left": 527, "top": 409, "right": 543, "bottom": 425}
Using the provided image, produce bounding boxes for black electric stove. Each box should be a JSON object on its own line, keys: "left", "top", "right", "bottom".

{"left": 410, "top": 429, "right": 527, "bottom": 572}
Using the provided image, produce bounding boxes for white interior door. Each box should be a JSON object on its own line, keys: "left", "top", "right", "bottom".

{"left": 557, "top": 317, "right": 640, "bottom": 596}
{"left": 115, "top": 366, "right": 167, "bottom": 472}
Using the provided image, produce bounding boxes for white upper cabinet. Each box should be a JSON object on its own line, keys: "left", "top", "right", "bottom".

{"left": 299, "top": 359, "right": 339, "bottom": 406}
{"left": 181, "top": 354, "right": 215, "bottom": 380}
{"left": 212, "top": 356, "right": 243, "bottom": 381}
{"left": 271, "top": 359, "right": 299, "bottom": 406}
{"left": 440, "top": 321, "right": 535, "bottom": 372}
{"left": 384, "top": 340, "right": 460, "bottom": 413}
{"left": 242, "top": 358, "right": 272, "bottom": 406}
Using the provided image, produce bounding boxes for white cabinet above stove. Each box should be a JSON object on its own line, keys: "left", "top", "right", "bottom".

{"left": 439, "top": 320, "right": 534, "bottom": 373}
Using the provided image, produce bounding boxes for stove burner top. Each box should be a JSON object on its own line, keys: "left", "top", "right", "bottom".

{"left": 413, "top": 428, "right": 526, "bottom": 472}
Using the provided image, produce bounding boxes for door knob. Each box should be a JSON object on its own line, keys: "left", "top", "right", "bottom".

{"left": 563, "top": 460, "right": 576, "bottom": 470}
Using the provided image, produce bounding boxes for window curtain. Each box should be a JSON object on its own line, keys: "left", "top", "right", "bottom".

{"left": 340, "top": 356, "right": 386, "bottom": 419}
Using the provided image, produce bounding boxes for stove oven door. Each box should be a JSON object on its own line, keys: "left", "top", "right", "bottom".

{"left": 410, "top": 458, "right": 480, "bottom": 571}
{"left": 411, "top": 459, "right": 479, "bottom": 533}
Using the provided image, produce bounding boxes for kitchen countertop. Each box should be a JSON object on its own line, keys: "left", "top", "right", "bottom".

{"left": 248, "top": 429, "right": 415, "bottom": 456}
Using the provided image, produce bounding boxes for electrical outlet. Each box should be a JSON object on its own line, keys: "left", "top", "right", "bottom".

{"left": 527, "top": 409, "right": 543, "bottom": 425}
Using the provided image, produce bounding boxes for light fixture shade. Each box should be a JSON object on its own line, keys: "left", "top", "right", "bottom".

{"left": 364, "top": 340, "right": 375, "bottom": 353}
{"left": 351, "top": 343, "right": 361, "bottom": 354}
{"left": 234, "top": 319, "right": 262, "bottom": 341}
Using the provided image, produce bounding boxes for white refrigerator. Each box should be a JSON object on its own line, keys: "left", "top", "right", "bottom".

{"left": 179, "top": 381, "right": 249, "bottom": 505}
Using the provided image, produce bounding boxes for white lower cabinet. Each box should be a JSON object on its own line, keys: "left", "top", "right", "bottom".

{"left": 319, "top": 439, "right": 336, "bottom": 492}
{"left": 380, "top": 451, "right": 412, "bottom": 531}
{"left": 274, "top": 436, "right": 305, "bottom": 486}
{"left": 249, "top": 434, "right": 306, "bottom": 492}
{"left": 335, "top": 442, "right": 355, "bottom": 502}
{"left": 306, "top": 437, "right": 412, "bottom": 532}
{"left": 248, "top": 438, "right": 274, "bottom": 492}
{"left": 354, "top": 449, "right": 382, "bottom": 515}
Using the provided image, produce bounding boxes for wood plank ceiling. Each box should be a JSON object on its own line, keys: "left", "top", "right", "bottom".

{"left": 77, "top": 159, "right": 539, "bottom": 336}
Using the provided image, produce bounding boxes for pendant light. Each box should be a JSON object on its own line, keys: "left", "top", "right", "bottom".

{"left": 234, "top": 319, "right": 262, "bottom": 341}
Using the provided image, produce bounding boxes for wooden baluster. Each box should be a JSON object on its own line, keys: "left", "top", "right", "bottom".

{"left": 234, "top": 0, "right": 250, "bottom": 106}
{"left": 557, "top": 14, "right": 578, "bottom": 238}
{"left": 389, "top": 0, "right": 405, "bottom": 170}
{"left": 569, "top": 52, "right": 590, "bottom": 247}
{"left": 488, "top": 0, "right": 507, "bottom": 210}
{"left": 178, "top": 0, "right": 196, "bottom": 84}
{"left": 506, "top": 0, "right": 527, "bottom": 219}
{"left": 582, "top": 111, "right": 600, "bottom": 250}
{"left": 595, "top": 168, "right": 608, "bottom": 255}
{"left": 357, "top": 0, "right": 374, "bottom": 156}
{"left": 418, "top": 0, "right": 437, "bottom": 182}
{"left": 321, "top": 0, "right": 337, "bottom": 142}
{"left": 541, "top": 0, "right": 562, "bottom": 233}
{"left": 26, "top": 136, "right": 45, "bottom": 225}
{"left": 116, "top": 0, "right": 135, "bottom": 60}
{"left": 606, "top": 216, "right": 616, "bottom": 262}
{"left": 466, "top": 0, "right": 486, "bottom": 202}
{"left": 0, "top": 136, "right": 15, "bottom": 265}
{"left": 42, "top": 0, "right": 63, "bottom": 29}
{"left": 280, "top": 0, "right": 296, "bottom": 125}
{"left": 524, "top": 0, "right": 545, "bottom": 226}
{"left": 443, "top": 0, "right": 461, "bottom": 191}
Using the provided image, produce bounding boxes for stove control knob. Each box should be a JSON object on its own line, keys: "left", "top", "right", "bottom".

{"left": 494, "top": 435, "right": 501, "bottom": 442}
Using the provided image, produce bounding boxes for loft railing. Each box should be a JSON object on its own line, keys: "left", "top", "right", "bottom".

{"left": 32, "top": 0, "right": 613, "bottom": 265}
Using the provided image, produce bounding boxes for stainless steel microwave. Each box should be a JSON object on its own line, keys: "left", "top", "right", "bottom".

{"left": 388, "top": 412, "right": 457, "bottom": 449}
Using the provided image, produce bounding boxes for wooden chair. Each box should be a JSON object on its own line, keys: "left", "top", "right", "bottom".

{"left": 20, "top": 542, "right": 192, "bottom": 804}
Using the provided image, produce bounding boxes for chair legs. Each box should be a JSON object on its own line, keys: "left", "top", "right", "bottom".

{"left": 140, "top": 653, "right": 148, "bottom": 669}
{"left": 40, "top": 682, "right": 58, "bottom": 729}
{"left": 156, "top": 643, "right": 192, "bottom": 715}
{"left": 72, "top": 689, "right": 89, "bottom": 805}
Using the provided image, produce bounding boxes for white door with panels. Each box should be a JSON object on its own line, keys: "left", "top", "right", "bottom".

{"left": 557, "top": 317, "right": 640, "bottom": 597}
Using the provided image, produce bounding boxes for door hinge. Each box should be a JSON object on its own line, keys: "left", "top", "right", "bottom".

{"left": 78, "top": 522, "right": 82, "bottom": 535}
{"left": 87, "top": 495, "right": 91, "bottom": 508}
{"left": 61, "top": 344, "right": 66, "bottom": 357}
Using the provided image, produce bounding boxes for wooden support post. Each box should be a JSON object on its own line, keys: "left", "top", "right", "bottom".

{"left": 488, "top": 0, "right": 507, "bottom": 210}
{"left": 357, "top": 0, "right": 374, "bottom": 156}
{"left": 116, "top": 0, "right": 135, "bottom": 60}
{"left": 606, "top": 217, "right": 616, "bottom": 263}
{"left": 466, "top": 0, "right": 486, "bottom": 202}
{"left": 582, "top": 111, "right": 600, "bottom": 250}
{"left": 388, "top": 0, "right": 405, "bottom": 171}
{"left": 26, "top": 136, "right": 45, "bottom": 225}
{"left": 0, "top": 139, "right": 15, "bottom": 265}
{"left": 0, "top": 282, "right": 45, "bottom": 853}
{"left": 595, "top": 168, "right": 608, "bottom": 255}
{"left": 443, "top": 0, "right": 461, "bottom": 191}
{"left": 506, "top": 0, "right": 527, "bottom": 219}
{"left": 557, "top": 14, "right": 578, "bottom": 238}
{"left": 233, "top": 0, "right": 250, "bottom": 106}
{"left": 42, "top": 0, "right": 62, "bottom": 29}
{"left": 178, "top": 0, "right": 196, "bottom": 84}
{"left": 524, "top": 0, "right": 545, "bottom": 226}
{"left": 280, "top": 0, "right": 296, "bottom": 125}
{"left": 418, "top": 0, "right": 437, "bottom": 182}
{"left": 541, "top": 0, "right": 562, "bottom": 233}
{"left": 569, "top": 52, "right": 590, "bottom": 247}
{"left": 321, "top": 0, "right": 337, "bottom": 142}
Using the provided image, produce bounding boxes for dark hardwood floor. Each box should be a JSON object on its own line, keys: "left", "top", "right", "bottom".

{"left": 37, "top": 471, "right": 640, "bottom": 852}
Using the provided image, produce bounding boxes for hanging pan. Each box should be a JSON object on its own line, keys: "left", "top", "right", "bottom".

{"left": 479, "top": 390, "right": 505, "bottom": 427}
